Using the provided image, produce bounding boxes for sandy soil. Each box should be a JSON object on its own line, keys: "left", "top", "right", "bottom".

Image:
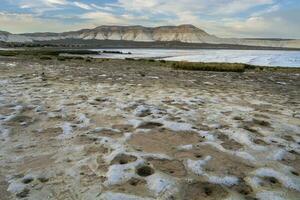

{"left": 0, "top": 57, "right": 299, "bottom": 200}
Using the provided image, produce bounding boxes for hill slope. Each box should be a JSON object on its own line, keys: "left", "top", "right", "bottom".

{"left": 0, "top": 25, "right": 300, "bottom": 48}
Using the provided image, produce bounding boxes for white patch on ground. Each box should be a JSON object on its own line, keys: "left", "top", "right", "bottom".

{"left": 186, "top": 156, "right": 212, "bottom": 175}
{"left": 256, "top": 191, "right": 288, "bottom": 200}
{"left": 7, "top": 180, "right": 27, "bottom": 194}
{"left": 146, "top": 173, "right": 178, "bottom": 197}
{"left": 94, "top": 127, "right": 121, "bottom": 133}
{"left": 207, "top": 175, "right": 239, "bottom": 186}
{"left": 162, "top": 121, "right": 194, "bottom": 132}
{"left": 254, "top": 168, "right": 300, "bottom": 191}
{"left": 76, "top": 113, "right": 90, "bottom": 128}
{"left": 177, "top": 144, "right": 194, "bottom": 150}
{"left": 104, "top": 160, "right": 143, "bottom": 186}
{"left": 100, "top": 192, "right": 154, "bottom": 200}
{"left": 57, "top": 122, "right": 73, "bottom": 139}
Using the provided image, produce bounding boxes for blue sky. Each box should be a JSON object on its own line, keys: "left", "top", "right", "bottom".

{"left": 1, "top": 0, "right": 300, "bottom": 38}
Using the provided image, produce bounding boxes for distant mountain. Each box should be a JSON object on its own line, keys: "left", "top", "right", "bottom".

{"left": 1, "top": 25, "right": 300, "bottom": 48}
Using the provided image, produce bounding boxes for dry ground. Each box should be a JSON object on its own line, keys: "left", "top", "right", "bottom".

{"left": 0, "top": 57, "right": 299, "bottom": 200}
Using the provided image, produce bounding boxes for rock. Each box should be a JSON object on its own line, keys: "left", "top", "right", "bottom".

{"left": 8, "top": 182, "right": 29, "bottom": 198}
{"left": 16, "top": 188, "right": 30, "bottom": 198}
{"left": 134, "top": 106, "right": 152, "bottom": 117}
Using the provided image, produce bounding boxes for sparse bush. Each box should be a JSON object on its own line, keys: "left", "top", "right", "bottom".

{"left": 85, "top": 57, "right": 93, "bottom": 62}
{"left": 39, "top": 56, "right": 52, "bottom": 60}
{"left": 125, "top": 57, "right": 135, "bottom": 61}
{"left": 0, "top": 49, "right": 97, "bottom": 58}
{"left": 0, "top": 51, "right": 18, "bottom": 56}
{"left": 72, "top": 56, "right": 84, "bottom": 60}
{"left": 171, "top": 61, "right": 246, "bottom": 72}
{"left": 57, "top": 56, "right": 67, "bottom": 61}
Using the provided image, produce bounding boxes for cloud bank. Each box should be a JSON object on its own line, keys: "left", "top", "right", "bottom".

{"left": 1, "top": 0, "right": 299, "bottom": 38}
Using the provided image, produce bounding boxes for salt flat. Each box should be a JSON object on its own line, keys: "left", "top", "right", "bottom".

{"left": 0, "top": 57, "right": 299, "bottom": 200}
{"left": 92, "top": 49, "right": 300, "bottom": 67}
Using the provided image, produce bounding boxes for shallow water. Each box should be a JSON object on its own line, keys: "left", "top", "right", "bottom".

{"left": 91, "top": 49, "right": 300, "bottom": 67}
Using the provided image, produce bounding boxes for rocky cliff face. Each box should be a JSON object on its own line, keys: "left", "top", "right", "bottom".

{"left": 1, "top": 25, "right": 299, "bottom": 48}
{"left": 20, "top": 25, "right": 217, "bottom": 43}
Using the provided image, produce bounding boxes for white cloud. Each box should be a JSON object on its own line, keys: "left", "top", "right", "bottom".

{"left": 80, "top": 11, "right": 153, "bottom": 26}
{"left": 0, "top": 12, "right": 93, "bottom": 33}
{"left": 18, "top": 0, "right": 95, "bottom": 12}
{"left": 90, "top": 4, "right": 114, "bottom": 11}
{"left": 19, "top": 0, "right": 68, "bottom": 8}
{"left": 17, "top": 0, "right": 69, "bottom": 14}
{"left": 219, "top": 12, "right": 300, "bottom": 38}
{"left": 211, "top": 0, "right": 274, "bottom": 15}
{"left": 46, "top": 0, "right": 68, "bottom": 5}
{"left": 81, "top": 11, "right": 128, "bottom": 24}
{"left": 1, "top": 0, "right": 300, "bottom": 38}
{"left": 73, "top": 1, "right": 92, "bottom": 10}
{"left": 115, "top": 0, "right": 275, "bottom": 15}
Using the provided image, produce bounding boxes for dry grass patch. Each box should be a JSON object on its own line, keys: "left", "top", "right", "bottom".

{"left": 171, "top": 61, "right": 251, "bottom": 72}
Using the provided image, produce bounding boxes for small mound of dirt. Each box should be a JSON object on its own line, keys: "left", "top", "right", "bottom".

{"left": 128, "top": 178, "right": 146, "bottom": 186}
{"left": 79, "top": 165, "right": 103, "bottom": 187}
{"left": 110, "top": 177, "right": 150, "bottom": 197}
{"left": 95, "top": 129, "right": 123, "bottom": 138}
{"left": 231, "top": 180, "right": 253, "bottom": 196}
{"left": 265, "top": 176, "right": 281, "bottom": 186}
{"left": 112, "top": 124, "right": 134, "bottom": 132}
{"left": 217, "top": 134, "right": 243, "bottom": 151}
{"left": 252, "top": 118, "right": 271, "bottom": 127}
{"left": 111, "top": 154, "right": 138, "bottom": 165}
{"left": 5, "top": 115, "right": 33, "bottom": 125}
{"left": 282, "top": 135, "right": 295, "bottom": 142}
{"left": 37, "top": 127, "right": 62, "bottom": 138}
{"left": 137, "top": 121, "right": 163, "bottom": 129}
{"left": 253, "top": 138, "right": 268, "bottom": 145}
{"left": 291, "top": 171, "right": 299, "bottom": 176}
{"left": 174, "top": 144, "right": 254, "bottom": 178}
{"left": 233, "top": 116, "right": 243, "bottom": 121}
{"left": 147, "top": 159, "right": 187, "bottom": 177}
{"left": 16, "top": 188, "right": 30, "bottom": 198}
{"left": 222, "top": 139, "right": 243, "bottom": 151}
{"left": 180, "top": 181, "right": 228, "bottom": 200}
{"left": 84, "top": 145, "right": 109, "bottom": 156}
{"left": 128, "top": 129, "right": 201, "bottom": 156}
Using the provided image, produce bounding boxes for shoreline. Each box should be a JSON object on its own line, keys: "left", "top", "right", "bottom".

{"left": 2, "top": 39, "right": 300, "bottom": 51}
{"left": 0, "top": 48, "right": 300, "bottom": 70}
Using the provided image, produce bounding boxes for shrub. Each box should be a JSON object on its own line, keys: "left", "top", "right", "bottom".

{"left": 39, "top": 56, "right": 52, "bottom": 60}
{"left": 85, "top": 57, "right": 93, "bottom": 62}
{"left": 72, "top": 56, "right": 84, "bottom": 60}
{"left": 0, "top": 51, "right": 18, "bottom": 56}
{"left": 171, "top": 61, "right": 246, "bottom": 72}
{"left": 57, "top": 56, "right": 66, "bottom": 61}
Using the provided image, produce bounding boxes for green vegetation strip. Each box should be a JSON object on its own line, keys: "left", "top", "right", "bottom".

{"left": 170, "top": 61, "right": 253, "bottom": 72}
{"left": 0, "top": 49, "right": 97, "bottom": 57}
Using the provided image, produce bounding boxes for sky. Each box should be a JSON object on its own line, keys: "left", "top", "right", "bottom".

{"left": 0, "top": 0, "right": 300, "bottom": 38}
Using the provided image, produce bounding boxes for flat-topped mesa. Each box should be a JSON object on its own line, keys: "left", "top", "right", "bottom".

{"left": 0, "top": 25, "right": 300, "bottom": 48}
{"left": 153, "top": 24, "right": 213, "bottom": 43}
{"left": 78, "top": 24, "right": 213, "bottom": 42}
